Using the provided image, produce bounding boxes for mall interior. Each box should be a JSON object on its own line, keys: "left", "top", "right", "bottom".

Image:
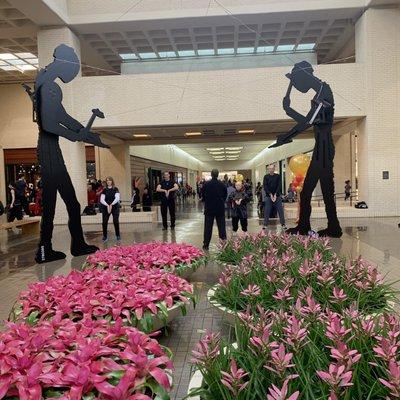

{"left": 0, "top": 1, "right": 400, "bottom": 399}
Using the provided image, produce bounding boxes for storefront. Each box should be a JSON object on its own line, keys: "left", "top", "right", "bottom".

{"left": 3, "top": 146, "right": 96, "bottom": 204}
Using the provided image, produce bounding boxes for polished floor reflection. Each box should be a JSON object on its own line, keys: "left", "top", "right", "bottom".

{"left": 0, "top": 203, "right": 399, "bottom": 399}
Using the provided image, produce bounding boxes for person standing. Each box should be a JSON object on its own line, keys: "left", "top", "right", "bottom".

{"left": 7, "top": 183, "right": 23, "bottom": 222}
{"left": 100, "top": 176, "right": 121, "bottom": 242}
{"left": 15, "top": 174, "right": 30, "bottom": 216}
{"left": 344, "top": 180, "right": 351, "bottom": 201}
{"left": 142, "top": 186, "right": 152, "bottom": 212}
{"left": 202, "top": 169, "right": 227, "bottom": 250}
{"left": 228, "top": 181, "right": 251, "bottom": 232}
{"left": 226, "top": 181, "right": 235, "bottom": 219}
{"left": 157, "top": 172, "right": 178, "bottom": 230}
{"left": 131, "top": 186, "right": 140, "bottom": 212}
{"left": 263, "top": 163, "right": 286, "bottom": 230}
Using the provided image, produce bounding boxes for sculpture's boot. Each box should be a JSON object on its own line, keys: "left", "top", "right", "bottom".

{"left": 35, "top": 243, "right": 66, "bottom": 264}
{"left": 71, "top": 241, "right": 99, "bottom": 257}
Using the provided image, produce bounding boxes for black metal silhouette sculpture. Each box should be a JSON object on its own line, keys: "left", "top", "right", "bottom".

{"left": 23, "top": 44, "right": 109, "bottom": 263}
{"left": 270, "top": 61, "right": 342, "bottom": 238}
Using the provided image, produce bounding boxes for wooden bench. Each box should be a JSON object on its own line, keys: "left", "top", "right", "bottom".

{"left": 1, "top": 217, "right": 41, "bottom": 235}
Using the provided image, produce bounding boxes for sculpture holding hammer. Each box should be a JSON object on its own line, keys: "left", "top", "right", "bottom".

{"left": 270, "top": 61, "right": 342, "bottom": 238}
{"left": 23, "top": 44, "right": 109, "bottom": 263}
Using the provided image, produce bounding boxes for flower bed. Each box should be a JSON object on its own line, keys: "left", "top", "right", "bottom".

{"left": 189, "top": 308, "right": 400, "bottom": 399}
{"left": 84, "top": 242, "right": 207, "bottom": 279}
{"left": 215, "top": 232, "right": 332, "bottom": 266}
{"left": 0, "top": 317, "right": 173, "bottom": 399}
{"left": 10, "top": 267, "right": 195, "bottom": 333}
{"left": 211, "top": 235, "right": 395, "bottom": 317}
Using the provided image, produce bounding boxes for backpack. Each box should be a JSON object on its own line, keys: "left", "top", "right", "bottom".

{"left": 355, "top": 201, "right": 368, "bottom": 209}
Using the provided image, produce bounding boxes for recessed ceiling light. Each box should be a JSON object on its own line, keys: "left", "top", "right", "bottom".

{"left": 209, "top": 151, "right": 224, "bottom": 155}
{"left": 225, "top": 150, "right": 241, "bottom": 154}
{"left": 133, "top": 133, "right": 151, "bottom": 138}
{"left": 238, "top": 129, "right": 255, "bottom": 134}
{"left": 206, "top": 148, "right": 224, "bottom": 151}
{"left": 185, "top": 132, "right": 202, "bottom": 137}
{"left": 225, "top": 147, "right": 243, "bottom": 151}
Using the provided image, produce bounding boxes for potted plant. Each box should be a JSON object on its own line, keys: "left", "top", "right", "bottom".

{"left": 84, "top": 242, "right": 208, "bottom": 279}
{"left": 10, "top": 267, "right": 196, "bottom": 333}
{"left": 0, "top": 317, "right": 173, "bottom": 399}
{"left": 188, "top": 306, "right": 400, "bottom": 399}
{"left": 210, "top": 239, "right": 395, "bottom": 323}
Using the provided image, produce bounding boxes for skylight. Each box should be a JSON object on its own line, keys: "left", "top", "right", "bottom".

{"left": 276, "top": 44, "right": 295, "bottom": 52}
{"left": 158, "top": 51, "right": 176, "bottom": 58}
{"left": 217, "top": 48, "right": 234, "bottom": 55}
{"left": 256, "top": 46, "right": 274, "bottom": 53}
{"left": 139, "top": 52, "right": 158, "bottom": 59}
{"left": 237, "top": 47, "right": 255, "bottom": 54}
{"left": 120, "top": 41, "right": 315, "bottom": 63}
{"left": 197, "top": 49, "right": 215, "bottom": 56}
{"left": 120, "top": 53, "right": 138, "bottom": 60}
{"left": 0, "top": 52, "right": 39, "bottom": 73}
{"left": 297, "top": 43, "right": 316, "bottom": 51}
{"left": 178, "top": 50, "right": 195, "bottom": 57}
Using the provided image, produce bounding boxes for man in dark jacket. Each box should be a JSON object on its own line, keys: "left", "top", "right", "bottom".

{"left": 263, "top": 163, "right": 286, "bottom": 229}
{"left": 202, "top": 169, "right": 227, "bottom": 250}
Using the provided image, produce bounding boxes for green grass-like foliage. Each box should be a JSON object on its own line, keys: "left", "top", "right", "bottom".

{"left": 213, "top": 233, "right": 396, "bottom": 316}
{"left": 189, "top": 308, "right": 400, "bottom": 400}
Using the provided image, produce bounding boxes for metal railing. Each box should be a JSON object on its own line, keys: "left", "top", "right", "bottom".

{"left": 311, "top": 191, "right": 357, "bottom": 207}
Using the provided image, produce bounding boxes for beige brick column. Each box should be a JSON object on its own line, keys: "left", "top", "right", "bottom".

{"left": 355, "top": 7, "right": 400, "bottom": 216}
{"left": 96, "top": 144, "right": 131, "bottom": 202}
{"left": 37, "top": 27, "right": 87, "bottom": 222}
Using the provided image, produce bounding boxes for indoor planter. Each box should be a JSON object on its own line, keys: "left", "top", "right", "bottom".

{"left": 0, "top": 317, "right": 174, "bottom": 399}
{"left": 211, "top": 236, "right": 396, "bottom": 320}
{"left": 84, "top": 242, "right": 208, "bottom": 280}
{"left": 187, "top": 308, "right": 400, "bottom": 399}
{"left": 10, "top": 266, "right": 196, "bottom": 334}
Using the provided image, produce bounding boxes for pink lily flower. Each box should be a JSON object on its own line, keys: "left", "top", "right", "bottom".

{"left": 266, "top": 379, "right": 300, "bottom": 400}
{"left": 317, "top": 363, "right": 353, "bottom": 389}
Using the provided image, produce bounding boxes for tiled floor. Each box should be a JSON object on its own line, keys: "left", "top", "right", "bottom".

{"left": 1, "top": 202, "right": 400, "bottom": 399}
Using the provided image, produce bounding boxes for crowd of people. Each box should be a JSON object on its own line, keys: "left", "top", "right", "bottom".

{"left": 3, "top": 168, "right": 353, "bottom": 246}
{"left": 5, "top": 174, "right": 43, "bottom": 222}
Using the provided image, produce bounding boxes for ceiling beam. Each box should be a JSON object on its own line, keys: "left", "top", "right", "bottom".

{"left": 7, "top": 0, "right": 67, "bottom": 26}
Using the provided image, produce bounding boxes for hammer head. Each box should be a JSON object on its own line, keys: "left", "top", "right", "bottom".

{"left": 91, "top": 108, "right": 105, "bottom": 119}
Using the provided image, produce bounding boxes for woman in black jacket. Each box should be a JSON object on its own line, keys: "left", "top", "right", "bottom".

{"left": 228, "top": 181, "right": 251, "bottom": 232}
{"left": 100, "top": 176, "right": 121, "bottom": 242}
